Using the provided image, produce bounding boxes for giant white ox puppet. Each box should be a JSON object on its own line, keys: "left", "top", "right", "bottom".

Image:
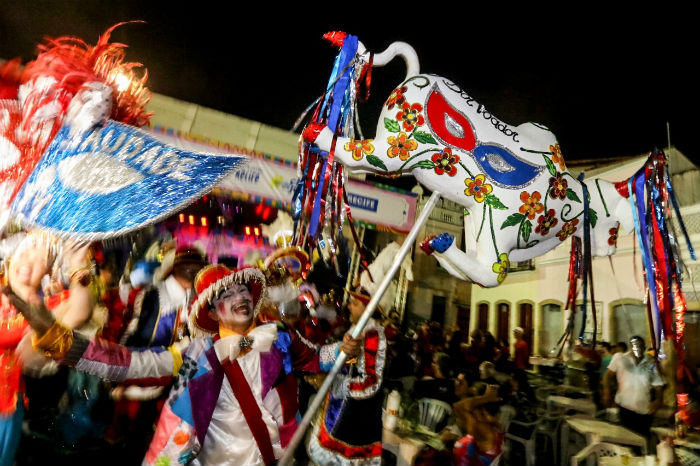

{"left": 304, "top": 40, "right": 633, "bottom": 287}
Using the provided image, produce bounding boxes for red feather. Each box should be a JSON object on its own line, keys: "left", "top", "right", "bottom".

{"left": 21, "top": 21, "right": 152, "bottom": 127}
{"left": 0, "top": 58, "right": 22, "bottom": 99}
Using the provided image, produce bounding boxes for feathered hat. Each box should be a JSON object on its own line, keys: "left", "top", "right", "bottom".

{"left": 154, "top": 242, "right": 206, "bottom": 283}
{"left": 188, "top": 265, "right": 266, "bottom": 337}
{"left": 263, "top": 247, "right": 310, "bottom": 279}
{"left": 345, "top": 286, "right": 379, "bottom": 311}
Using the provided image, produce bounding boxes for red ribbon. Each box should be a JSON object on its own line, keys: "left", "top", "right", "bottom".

{"left": 221, "top": 359, "right": 276, "bottom": 466}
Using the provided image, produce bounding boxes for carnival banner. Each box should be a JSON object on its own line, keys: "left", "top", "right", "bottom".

{"left": 11, "top": 121, "right": 244, "bottom": 238}
{"left": 216, "top": 156, "right": 417, "bottom": 233}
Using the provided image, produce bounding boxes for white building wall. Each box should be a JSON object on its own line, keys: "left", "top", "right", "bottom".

{"left": 470, "top": 154, "right": 700, "bottom": 355}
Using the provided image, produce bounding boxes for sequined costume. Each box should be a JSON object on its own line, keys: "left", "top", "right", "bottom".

{"left": 51, "top": 318, "right": 339, "bottom": 466}
{"left": 307, "top": 318, "right": 386, "bottom": 466}
{"left": 125, "top": 275, "right": 192, "bottom": 348}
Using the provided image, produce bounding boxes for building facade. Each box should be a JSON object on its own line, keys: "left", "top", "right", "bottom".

{"left": 468, "top": 150, "right": 699, "bottom": 368}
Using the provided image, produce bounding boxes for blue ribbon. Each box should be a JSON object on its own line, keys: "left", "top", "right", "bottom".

{"left": 308, "top": 35, "right": 358, "bottom": 240}
{"left": 631, "top": 169, "right": 661, "bottom": 340}
{"left": 325, "top": 35, "right": 358, "bottom": 131}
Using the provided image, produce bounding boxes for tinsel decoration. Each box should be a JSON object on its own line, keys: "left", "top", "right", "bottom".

{"left": 628, "top": 150, "right": 695, "bottom": 374}
{"left": 293, "top": 32, "right": 373, "bottom": 277}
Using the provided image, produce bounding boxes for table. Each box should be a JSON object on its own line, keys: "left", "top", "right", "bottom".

{"left": 556, "top": 384, "right": 594, "bottom": 397}
{"left": 547, "top": 395, "right": 597, "bottom": 416}
{"left": 530, "top": 356, "right": 561, "bottom": 367}
{"left": 599, "top": 455, "right": 649, "bottom": 466}
{"left": 382, "top": 426, "right": 443, "bottom": 466}
{"left": 383, "top": 428, "right": 422, "bottom": 466}
{"left": 561, "top": 417, "right": 648, "bottom": 463}
{"left": 651, "top": 426, "right": 700, "bottom": 450}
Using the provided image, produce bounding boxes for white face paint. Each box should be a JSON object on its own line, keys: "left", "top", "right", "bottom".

{"left": 212, "top": 283, "right": 254, "bottom": 332}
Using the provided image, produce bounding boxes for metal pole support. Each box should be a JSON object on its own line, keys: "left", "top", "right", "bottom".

{"left": 279, "top": 190, "right": 442, "bottom": 465}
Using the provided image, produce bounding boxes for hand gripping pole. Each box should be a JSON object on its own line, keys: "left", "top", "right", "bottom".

{"left": 279, "top": 191, "right": 442, "bottom": 465}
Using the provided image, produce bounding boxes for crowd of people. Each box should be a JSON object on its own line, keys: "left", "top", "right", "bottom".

{"left": 382, "top": 322, "right": 537, "bottom": 465}
{"left": 0, "top": 231, "right": 391, "bottom": 466}
{"left": 1, "top": 230, "right": 698, "bottom": 466}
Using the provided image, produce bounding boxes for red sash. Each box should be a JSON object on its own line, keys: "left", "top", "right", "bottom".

{"left": 221, "top": 358, "right": 276, "bottom": 466}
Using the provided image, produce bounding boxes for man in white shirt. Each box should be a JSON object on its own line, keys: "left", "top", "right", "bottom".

{"left": 603, "top": 335, "right": 664, "bottom": 436}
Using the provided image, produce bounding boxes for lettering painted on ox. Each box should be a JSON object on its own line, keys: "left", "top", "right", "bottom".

{"left": 442, "top": 80, "right": 477, "bottom": 108}
{"left": 476, "top": 105, "right": 520, "bottom": 143}
{"left": 439, "top": 79, "right": 519, "bottom": 143}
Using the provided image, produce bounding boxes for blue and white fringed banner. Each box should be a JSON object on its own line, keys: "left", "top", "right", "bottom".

{"left": 11, "top": 120, "right": 245, "bottom": 239}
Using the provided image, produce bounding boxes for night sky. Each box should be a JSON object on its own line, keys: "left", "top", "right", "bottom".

{"left": 1, "top": 3, "right": 696, "bottom": 164}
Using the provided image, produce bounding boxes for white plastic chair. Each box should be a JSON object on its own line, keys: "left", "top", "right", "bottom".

{"left": 504, "top": 418, "right": 538, "bottom": 466}
{"left": 570, "top": 442, "right": 633, "bottom": 466}
{"left": 417, "top": 398, "right": 451, "bottom": 432}
{"left": 534, "top": 408, "right": 565, "bottom": 465}
{"left": 676, "top": 448, "right": 700, "bottom": 466}
{"left": 498, "top": 405, "right": 516, "bottom": 432}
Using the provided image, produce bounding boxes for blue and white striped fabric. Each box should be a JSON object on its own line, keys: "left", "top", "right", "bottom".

{"left": 11, "top": 120, "right": 244, "bottom": 238}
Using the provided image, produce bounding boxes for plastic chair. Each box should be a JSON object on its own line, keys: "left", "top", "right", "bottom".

{"left": 504, "top": 418, "right": 539, "bottom": 466}
{"left": 570, "top": 442, "right": 633, "bottom": 466}
{"left": 676, "top": 448, "right": 700, "bottom": 466}
{"left": 535, "top": 385, "right": 555, "bottom": 405}
{"left": 534, "top": 408, "right": 565, "bottom": 465}
{"left": 417, "top": 398, "right": 451, "bottom": 432}
{"left": 498, "top": 405, "right": 516, "bottom": 432}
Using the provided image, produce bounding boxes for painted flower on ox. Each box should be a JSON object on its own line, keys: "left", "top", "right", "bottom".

{"left": 550, "top": 143, "right": 566, "bottom": 171}
{"left": 464, "top": 174, "right": 493, "bottom": 203}
{"left": 386, "top": 86, "right": 408, "bottom": 110}
{"left": 518, "top": 191, "right": 544, "bottom": 220}
{"left": 556, "top": 218, "right": 579, "bottom": 241}
{"left": 608, "top": 226, "right": 619, "bottom": 246}
{"left": 431, "top": 148, "right": 460, "bottom": 176}
{"left": 387, "top": 132, "right": 418, "bottom": 161}
{"left": 548, "top": 173, "right": 568, "bottom": 200}
{"left": 492, "top": 253, "right": 510, "bottom": 284}
{"left": 396, "top": 102, "right": 425, "bottom": 132}
{"left": 535, "top": 209, "right": 558, "bottom": 235}
{"left": 344, "top": 138, "right": 374, "bottom": 161}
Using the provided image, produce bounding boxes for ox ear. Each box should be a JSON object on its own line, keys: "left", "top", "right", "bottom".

{"left": 613, "top": 196, "right": 635, "bottom": 234}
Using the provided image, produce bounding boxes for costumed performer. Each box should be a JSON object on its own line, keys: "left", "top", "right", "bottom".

{"left": 0, "top": 234, "right": 30, "bottom": 466}
{"left": 1, "top": 233, "right": 94, "bottom": 463}
{"left": 109, "top": 243, "right": 206, "bottom": 457}
{"left": 307, "top": 287, "right": 387, "bottom": 466}
{"left": 9, "top": 262, "right": 362, "bottom": 466}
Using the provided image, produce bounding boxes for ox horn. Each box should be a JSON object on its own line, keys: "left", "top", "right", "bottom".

{"left": 358, "top": 41, "right": 420, "bottom": 79}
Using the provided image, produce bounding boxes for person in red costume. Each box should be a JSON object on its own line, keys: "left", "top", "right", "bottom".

{"left": 512, "top": 327, "right": 534, "bottom": 396}
{"left": 0, "top": 289, "right": 28, "bottom": 466}
{"left": 307, "top": 288, "right": 387, "bottom": 466}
